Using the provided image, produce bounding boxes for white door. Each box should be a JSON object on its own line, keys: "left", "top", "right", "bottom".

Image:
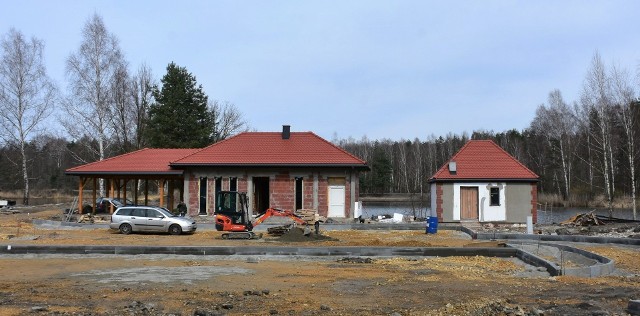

{"left": 328, "top": 185, "right": 345, "bottom": 217}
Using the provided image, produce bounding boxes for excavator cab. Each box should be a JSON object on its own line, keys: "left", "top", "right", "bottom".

{"left": 214, "top": 191, "right": 255, "bottom": 235}
{"left": 214, "top": 191, "right": 310, "bottom": 240}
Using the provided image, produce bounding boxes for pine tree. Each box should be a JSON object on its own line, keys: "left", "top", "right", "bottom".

{"left": 145, "top": 62, "right": 213, "bottom": 148}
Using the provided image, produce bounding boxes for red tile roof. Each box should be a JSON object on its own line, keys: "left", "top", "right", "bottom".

{"left": 172, "top": 132, "right": 368, "bottom": 168}
{"left": 429, "top": 140, "right": 538, "bottom": 181}
{"left": 65, "top": 148, "right": 199, "bottom": 175}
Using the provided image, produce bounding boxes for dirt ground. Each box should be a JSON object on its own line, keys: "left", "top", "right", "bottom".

{"left": 0, "top": 208, "right": 639, "bottom": 315}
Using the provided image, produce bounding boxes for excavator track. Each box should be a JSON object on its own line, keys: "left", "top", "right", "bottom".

{"left": 221, "top": 232, "right": 263, "bottom": 240}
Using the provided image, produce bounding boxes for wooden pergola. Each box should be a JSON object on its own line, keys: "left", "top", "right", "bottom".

{"left": 65, "top": 148, "right": 200, "bottom": 214}
{"left": 75, "top": 174, "right": 183, "bottom": 214}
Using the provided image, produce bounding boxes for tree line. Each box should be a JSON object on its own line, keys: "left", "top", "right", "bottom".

{"left": 0, "top": 14, "right": 248, "bottom": 204}
{"left": 0, "top": 14, "right": 638, "bottom": 220}
{"left": 337, "top": 52, "right": 639, "bottom": 219}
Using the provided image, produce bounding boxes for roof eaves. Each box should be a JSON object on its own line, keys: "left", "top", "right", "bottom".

{"left": 170, "top": 162, "right": 370, "bottom": 170}
{"left": 64, "top": 148, "right": 151, "bottom": 173}
{"left": 428, "top": 177, "right": 539, "bottom": 183}
{"left": 308, "top": 131, "right": 368, "bottom": 165}
{"left": 65, "top": 171, "right": 184, "bottom": 176}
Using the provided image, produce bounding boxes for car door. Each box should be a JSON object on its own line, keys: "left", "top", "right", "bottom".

{"left": 145, "top": 209, "right": 168, "bottom": 232}
{"left": 129, "top": 208, "right": 149, "bottom": 231}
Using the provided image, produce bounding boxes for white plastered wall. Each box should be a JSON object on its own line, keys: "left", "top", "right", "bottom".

{"left": 452, "top": 182, "right": 506, "bottom": 222}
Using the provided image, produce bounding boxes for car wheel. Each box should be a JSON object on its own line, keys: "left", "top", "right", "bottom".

{"left": 169, "top": 224, "right": 182, "bottom": 235}
{"left": 119, "top": 223, "right": 133, "bottom": 235}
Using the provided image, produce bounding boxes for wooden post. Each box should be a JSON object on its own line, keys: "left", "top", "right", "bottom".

{"left": 92, "top": 177, "right": 97, "bottom": 214}
{"left": 109, "top": 179, "right": 115, "bottom": 214}
{"left": 168, "top": 180, "right": 174, "bottom": 210}
{"left": 78, "top": 177, "right": 85, "bottom": 214}
{"left": 116, "top": 179, "right": 121, "bottom": 199}
{"left": 159, "top": 179, "right": 165, "bottom": 208}
{"left": 123, "top": 179, "right": 128, "bottom": 204}
{"left": 144, "top": 179, "right": 149, "bottom": 206}
{"left": 134, "top": 179, "right": 139, "bottom": 205}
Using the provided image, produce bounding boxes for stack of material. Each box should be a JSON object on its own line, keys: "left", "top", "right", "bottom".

{"left": 77, "top": 214, "right": 109, "bottom": 224}
{"left": 267, "top": 224, "right": 293, "bottom": 236}
{"left": 561, "top": 211, "right": 604, "bottom": 226}
{"left": 295, "top": 209, "right": 326, "bottom": 224}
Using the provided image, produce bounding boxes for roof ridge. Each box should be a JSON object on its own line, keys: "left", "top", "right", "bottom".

{"left": 431, "top": 140, "right": 474, "bottom": 178}
{"left": 173, "top": 133, "right": 246, "bottom": 163}
{"left": 66, "top": 148, "right": 151, "bottom": 171}
{"left": 308, "top": 131, "right": 367, "bottom": 165}
{"left": 485, "top": 140, "right": 538, "bottom": 178}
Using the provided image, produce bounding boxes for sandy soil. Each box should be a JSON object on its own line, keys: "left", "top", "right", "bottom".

{"left": 0, "top": 208, "right": 639, "bottom": 315}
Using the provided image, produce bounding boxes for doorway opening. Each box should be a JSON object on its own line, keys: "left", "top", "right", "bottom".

{"left": 253, "top": 177, "right": 270, "bottom": 214}
{"left": 199, "top": 177, "right": 207, "bottom": 215}
{"left": 295, "top": 177, "right": 303, "bottom": 211}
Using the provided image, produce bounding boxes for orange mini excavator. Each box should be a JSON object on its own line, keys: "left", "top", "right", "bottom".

{"left": 214, "top": 191, "right": 308, "bottom": 239}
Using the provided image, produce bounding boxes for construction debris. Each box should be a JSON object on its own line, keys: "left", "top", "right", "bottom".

{"left": 76, "top": 214, "right": 109, "bottom": 224}
{"left": 0, "top": 209, "right": 21, "bottom": 215}
{"left": 267, "top": 224, "right": 294, "bottom": 236}
{"left": 561, "top": 211, "right": 604, "bottom": 226}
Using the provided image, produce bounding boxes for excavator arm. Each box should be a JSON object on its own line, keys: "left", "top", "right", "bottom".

{"left": 252, "top": 208, "right": 307, "bottom": 227}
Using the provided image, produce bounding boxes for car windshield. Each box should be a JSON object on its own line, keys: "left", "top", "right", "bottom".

{"left": 156, "top": 207, "right": 175, "bottom": 217}
{"left": 113, "top": 198, "right": 133, "bottom": 205}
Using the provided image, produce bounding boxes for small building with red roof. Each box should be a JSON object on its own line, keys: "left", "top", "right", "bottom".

{"left": 428, "top": 140, "right": 539, "bottom": 223}
{"left": 66, "top": 126, "right": 369, "bottom": 218}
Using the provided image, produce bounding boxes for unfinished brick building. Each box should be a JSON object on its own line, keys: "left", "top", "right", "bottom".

{"left": 171, "top": 126, "right": 369, "bottom": 217}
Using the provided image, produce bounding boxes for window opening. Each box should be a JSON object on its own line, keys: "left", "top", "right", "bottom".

{"left": 490, "top": 187, "right": 500, "bottom": 206}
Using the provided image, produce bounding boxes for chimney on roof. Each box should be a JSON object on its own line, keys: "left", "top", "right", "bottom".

{"left": 448, "top": 161, "right": 457, "bottom": 174}
{"left": 282, "top": 125, "right": 290, "bottom": 139}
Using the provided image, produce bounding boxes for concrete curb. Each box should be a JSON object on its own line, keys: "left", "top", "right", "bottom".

{"left": 0, "top": 244, "right": 517, "bottom": 257}
{"left": 507, "top": 242, "right": 614, "bottom": 277}
{"left": 472, "top": 231, "right": 640, "bottom": 246}
{"left": 0, "top": 244, "right": 613, "bottom": 277}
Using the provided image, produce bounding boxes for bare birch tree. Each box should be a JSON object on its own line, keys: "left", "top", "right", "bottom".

{"left": 0, "top": 29, "right": 56, "bottom": 204}
{"left": 579, "top": 52, "right": 616, "bottom": 216}
{"left": 110, "top": 60, "right": 134, "bottom": 153}
{"left": 610, "top": 64, "right": 637, "bottom": 219}
{"left": 130, "top": 64, "right": 154, "bottom": 150}
{"left": 531, "top": 90, "right": 576, "bottom": 200}
{"left": 62, "top": 14, "right": 124, "bottom": 196}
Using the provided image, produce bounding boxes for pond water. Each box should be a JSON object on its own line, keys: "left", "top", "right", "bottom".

{"left": 359, "top": 202, "right": 639, "bottom": 224}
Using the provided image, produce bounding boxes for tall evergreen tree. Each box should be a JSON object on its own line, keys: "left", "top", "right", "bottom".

{"left": 146, "top": 62, "right": 213, "bottom": 148}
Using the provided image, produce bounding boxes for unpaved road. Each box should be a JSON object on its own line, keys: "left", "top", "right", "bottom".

{"left": 0, "top": 209, "right": 639, "bottom": 315}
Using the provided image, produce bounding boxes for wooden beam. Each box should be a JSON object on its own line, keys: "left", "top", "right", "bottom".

{"left": 109, "top": 179, "right": 115, "bottom": 214}
{"left": 123, "top": 179, "right": 128, "bottom": 204}
{"left": 159, "top": 179, "right": 165, "bottom": 208}
{"left": 78, "top": 177, "right": 84, "bottom": 214}
{"left": 134, "top": 179, "right": 139, "bottom": 205}
{"left": 168, "top": 180, "right": 174, "bottom": 210}
{"left": 92, "top": 177, "right": 97, "bottom": 214}
{"left": 144, "top": 179, "right": 149, "bottom": 206}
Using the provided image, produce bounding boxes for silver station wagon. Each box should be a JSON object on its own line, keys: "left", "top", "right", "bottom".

{"left": 110, "top": 206, "right": 197, "bottom": 235}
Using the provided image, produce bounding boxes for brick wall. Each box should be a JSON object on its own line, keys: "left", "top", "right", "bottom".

{"left": 207, "top": 178, "right": 215, "bottom": 214}
{"left": 270, "top": 172, "right": 294, "bottom": 210}
{"left": 317, "top": 177, "right": 328, "bottom": 216}
{"left": 303, "top": 174, "right": 314, "bottom": 209}
{"left": 187, "top": 175, "right": 199, "bottom": 216}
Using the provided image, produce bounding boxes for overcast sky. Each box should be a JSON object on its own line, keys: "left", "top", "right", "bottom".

{"left": 2, "top": 1, "right": 639, "bottom": 141}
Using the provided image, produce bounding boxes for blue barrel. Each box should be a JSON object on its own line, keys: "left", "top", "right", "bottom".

{"left": 427, "top": 216, "right": 438, "bottom": 234}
